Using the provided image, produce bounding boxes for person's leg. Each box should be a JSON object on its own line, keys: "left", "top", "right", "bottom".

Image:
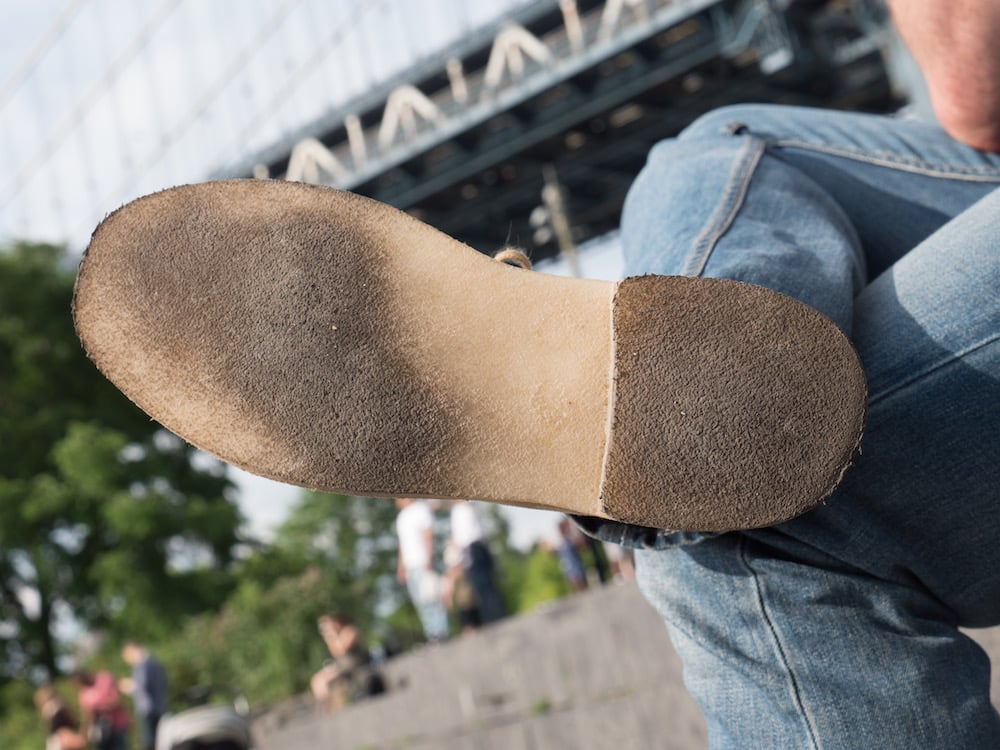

{"left": 577, "top": 103, "right": 1000, "bottom": 552}
{"left": 622, "top": 104, "right": 1000, "bottom": 331}
{"left": 467, "top": 542, "right": 506, "bottom": 623}
{"left": 637, "top": 531, "right": 999, "bottom": 749}
{"left": 310, "top": 664, "right": 337, "bottom": 702}
{"left": 143, "top": 713, "right": 161, "bottom": 750}
{"left": 621, "top": 105, "right": 1000, "bottom": 749}
{"left": 111, "top": 729, "right": 129, "bottom": 750}
{"left": 406, "top": 570, "right": 450, "bottom": 642}
{"left": 637, "top": 199, "right": 1000, "bottom": 745}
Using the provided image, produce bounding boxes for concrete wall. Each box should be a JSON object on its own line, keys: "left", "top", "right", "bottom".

{"left": 252, "top": 583, "right": 1000, "bottom": 750}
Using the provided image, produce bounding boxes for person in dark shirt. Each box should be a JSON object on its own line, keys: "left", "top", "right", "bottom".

{"left": 121, "top": 641, "right": 169, "bottom": 750}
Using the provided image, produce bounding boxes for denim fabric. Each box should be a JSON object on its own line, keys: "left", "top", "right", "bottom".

{"left": 599, "top": 104, "right": 1000, "bottom": 748}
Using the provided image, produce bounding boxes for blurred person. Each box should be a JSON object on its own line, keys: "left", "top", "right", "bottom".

{"left": 35, "top": 685, "right": 87, "bottom": 750}
{"left": 554, "top": 517, "right": 587, "bottom": 593}
{"left": 394, "top": 498, "right": 449, "bottom": 642}
{"left": 443, "top": 538, "right": 482, "bottom": 633}
{"left": 580, "top": 532, "right": 610, "bottom": 585}
{"left": 448, "top": 500, "right": 506, "bottom": 624}
{"left": 309, "top": 613, "right": 383, "bottom": 712}
{"left": 72, "top": 669, "right": 130, "bottom": 750}
{"left": 120, "top": 641, "right": 168, "bottom": 750}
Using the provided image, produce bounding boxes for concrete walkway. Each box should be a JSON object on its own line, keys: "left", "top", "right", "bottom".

{"left": 252, "top": 583, "right": 1000, "bottom": 750}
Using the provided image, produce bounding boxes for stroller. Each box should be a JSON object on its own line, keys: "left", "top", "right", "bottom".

{"left": 155, "top": 687, "right": 252, "bottom": 750}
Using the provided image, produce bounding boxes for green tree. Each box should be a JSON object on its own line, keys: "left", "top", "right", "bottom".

{"left": 271, "top": 491, "right": 405, "bottom": 630}
{"left": 0, "top": 679, "right": 47, "bottom": 750}
{"left": 156, "top": 492, "right": 412, "bottom": 705}
{"left": 0, "top": 242, "right": 243, "bottom": 684}
{"left": 499, "top": 544, "right": 571, "bottom": 613}
{"left": 156, "top": 567, "right": 337, "bottom": 706}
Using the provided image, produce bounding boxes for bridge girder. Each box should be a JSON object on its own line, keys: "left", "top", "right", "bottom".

{"left": 224, "top": 0, "right": 896, "bottom": 260}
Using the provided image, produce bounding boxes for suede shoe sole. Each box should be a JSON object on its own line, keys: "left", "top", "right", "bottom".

{"left": 73, "top": 179, "right": 866, "bottom": 531}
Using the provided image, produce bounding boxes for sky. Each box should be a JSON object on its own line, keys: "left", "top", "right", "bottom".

{"left": 0, "top": 0, "right": 540, "bottom": 246}
{"left": 1, "top": 0, "right": 627, "bottom": 549}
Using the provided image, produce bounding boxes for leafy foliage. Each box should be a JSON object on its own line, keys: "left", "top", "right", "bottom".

{"left": 0, "top": 679, "right": 49, "bottom": 750}
{"left": 154, "top": 492, "right": 416, "bottom": 705}
{"left": 499, "top": 544, "right": 571, "bottom": 613}
{"left": 0, "top": 242, "right": 242, "bottom": 680}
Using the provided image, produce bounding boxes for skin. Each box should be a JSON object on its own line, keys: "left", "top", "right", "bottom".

{"left": 318, "top": 616, "right": 360, "bottom": 659}
{"left": 52, "top": 727, "right": 88, "bottom": 750}
{"left": 887, "top": 0, "right": 1000, "bottom": 152}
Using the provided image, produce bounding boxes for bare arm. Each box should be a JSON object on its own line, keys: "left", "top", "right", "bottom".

{"left": 322, "top": 623, "right": 360, "bottom": 657}
{"left": 56, "top": 727, "right": 88, "bottom": 750}
{"left": 887, "top": 0, "right": 1000, "bottom": 151}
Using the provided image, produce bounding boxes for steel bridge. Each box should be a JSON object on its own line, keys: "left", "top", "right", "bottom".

{"left": 223, "top": 0, "right": 897, "bottom": 260}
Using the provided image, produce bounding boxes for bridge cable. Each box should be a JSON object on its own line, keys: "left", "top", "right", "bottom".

{"left": 0, "top": 0, "right": 86, "bottom": 116}
{"left": 217, "top": 0, "right": 375, "bottom": 175}
{"left": 101, "top": 0, "right": 304, "bottom": 205}
{"left": 0, "top": 0, "right": 182, "bottom": 209}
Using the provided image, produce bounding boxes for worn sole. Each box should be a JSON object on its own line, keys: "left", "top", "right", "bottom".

{"left": 73, "top": 180, "right": 866, "bottom": 531}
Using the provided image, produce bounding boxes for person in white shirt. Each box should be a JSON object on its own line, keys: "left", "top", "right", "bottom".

{"left": 395, "top": 498, "right": 449, "bottom": 642}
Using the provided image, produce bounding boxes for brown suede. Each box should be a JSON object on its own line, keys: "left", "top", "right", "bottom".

{"left": 74, "top": 179, "right": 866, "bottom": 530}
{"left": 601, "top": 275, "right": 866, "bottom": 531}
{"left": 74, "top": 181, "right": 460, "bottom": 495}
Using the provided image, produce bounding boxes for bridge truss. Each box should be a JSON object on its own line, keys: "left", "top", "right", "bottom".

{"left": 223, "top": 0, "right": 897, "bottom": 259}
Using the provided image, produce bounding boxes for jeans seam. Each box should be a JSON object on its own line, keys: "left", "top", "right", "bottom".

{"left": 684, "top": 137, "right": 765, "bottom": 277}
{"left": 771, "top": 139, "right": 1000, "bottom": 182}
{"left": 737, "top": 536, "right": 822, "bottom": 750}
{"left": 869, "top": 333, "right": 1000, "bottom": 407}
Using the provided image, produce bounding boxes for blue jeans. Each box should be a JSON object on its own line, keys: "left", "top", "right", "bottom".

{"left": 583, "top": 105, "right": 1000, "bottom": 749}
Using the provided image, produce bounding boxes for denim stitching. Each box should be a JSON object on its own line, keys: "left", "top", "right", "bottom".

{"left": 684, "top": 137, "right": 765, "bottom": 277}
{"left": 738, "top": 536, "right": 823, "bottom": 750}
{"left": 772, "top": 139, "right": 1000, "bottom": 182}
